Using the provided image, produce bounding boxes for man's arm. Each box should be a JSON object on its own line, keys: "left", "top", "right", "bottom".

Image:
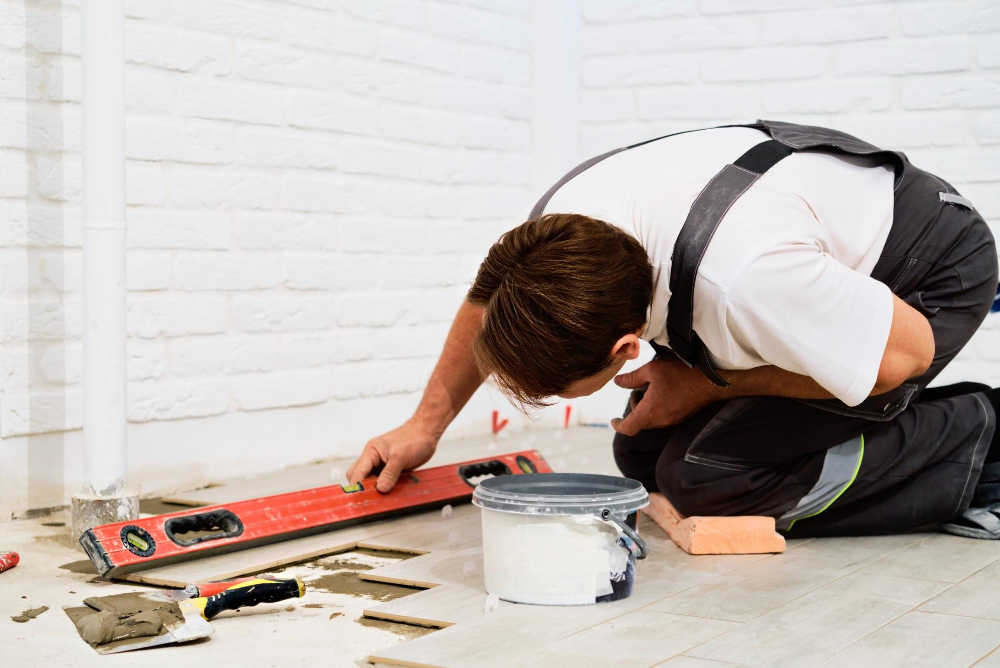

{"left": 716, "top": 293, "right": 934, "bottom": 399}
{"left": 410, "top": 299, "right": 486, "bottom": 439}
{"left": 612, "top": 294, "right": 934, "bottom": 436}
{"left": 346, "top": 299, "right": 484, "bottom": 491}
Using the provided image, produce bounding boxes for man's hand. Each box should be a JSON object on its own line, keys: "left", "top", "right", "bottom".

{"left": 346, "top": 419, "right": 440, "bottom": 493}
{"left": 611, "top": 358, "right": 727, "bottom": 437}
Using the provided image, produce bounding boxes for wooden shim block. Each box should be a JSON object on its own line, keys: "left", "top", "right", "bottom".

{"left": 642, "top": 492, "right": 785, "bottom": 555}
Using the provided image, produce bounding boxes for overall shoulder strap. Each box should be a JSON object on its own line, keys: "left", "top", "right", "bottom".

{"left": 666, "top": 120, "right": 906, "bottom": 386}
{"left": 756, "top": 119, "right": 907, "bottom": 189}
{"left": 666, "top": 139, "right": 794, "bottom": 386}
{"left": 528, "top": 123, "right": 763, "bottom": 220}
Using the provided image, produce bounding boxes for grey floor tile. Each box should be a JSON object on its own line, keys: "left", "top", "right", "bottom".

{"left": 920, "top": 560, "right": 1000, "bottom": 620}
{"left": 861, "top": 534, "right": 1000, "bottom": 583}
{"left": 687, "top": 573, "right": 949, "bottom": 667}
{"left": 648, "top": 535, "right": 923, "bottom": 623}
{"left": 521, "top": 610, "right": 738, "bottom": 668}
{"left": 821, "top": 611, "right": 1000, "bottom": 668}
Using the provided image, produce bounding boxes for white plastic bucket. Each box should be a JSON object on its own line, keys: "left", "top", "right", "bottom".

{"left": 472, "top": 473, "right": 649, "bottom": 606}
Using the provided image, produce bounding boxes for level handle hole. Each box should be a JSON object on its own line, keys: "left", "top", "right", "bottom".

{"left": 164, "top": 509, "right": 244, "bottom": 547}
{"left": 459, "top": 460, "right": 512, "bottom": 487}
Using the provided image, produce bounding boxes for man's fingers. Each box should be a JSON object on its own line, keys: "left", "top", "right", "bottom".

{"left": 611, "top": 402, "right": 650, "bottom": 437}
{"left": 347, "top": 446, "right": 382, "bottom": 484}
{"left": 376, "top": 456, "right": 403, "bottom": 493}
{"left": 614, "top": 365, "right": 650, "bottom": 390}
{"left": 629, "top": 388, "right": 644, "bottom": 411}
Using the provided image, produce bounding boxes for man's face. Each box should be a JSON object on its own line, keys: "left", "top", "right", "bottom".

{"left": 557, "top": 356, "right": 630, "bottom": 399}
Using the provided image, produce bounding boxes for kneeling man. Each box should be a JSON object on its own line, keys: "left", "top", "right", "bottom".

{"left": 348, "top": 120, "right": 1000, "bottom": 539}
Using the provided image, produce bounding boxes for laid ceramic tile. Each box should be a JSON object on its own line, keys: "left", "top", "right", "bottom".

{"left": 369, "top": 560, "right": 734, "bottom": 668}
{"left": 687, "top": 573, "right": 948, "bottom": 667}
{"left": 918, "top": 559, "right": 1000, "bottom": 620}
{"left": 520, "top": 610, "right": 739, "bottom": 668}
{"left": 821, "top": 611, "right": 1000, "bottom": 668}
{"left": 780, "top": 534, "right": 925, "bottom": 568}
{"left": 648, "top": 535, "right": 922, "bottom": 623}
{"left": 971, "top": 648, "right": 1000, "bottom": 667}
{"left": 656, "top": 657, "right": 752, "bottom": 667}
{"left": 860, "top": 533, "right": 1000, "bottom": 583}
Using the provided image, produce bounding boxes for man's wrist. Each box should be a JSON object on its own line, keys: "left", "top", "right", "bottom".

{"left": 409, "top": 411, "right": 449, "bottom": 440}
{"left": 709, "top": 369, "right": 742, "bottom": 401}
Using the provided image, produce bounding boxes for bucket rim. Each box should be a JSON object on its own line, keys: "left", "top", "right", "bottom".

{"left": 472, "top": 472, "right": 649, "bottom": 515}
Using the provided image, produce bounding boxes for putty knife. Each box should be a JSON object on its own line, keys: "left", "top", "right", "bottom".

{"left": 65, "top": 577, "right": 305, "bottom": 654}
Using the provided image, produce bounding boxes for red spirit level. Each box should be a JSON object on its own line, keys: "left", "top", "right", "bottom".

{"left": 81, "top": 450, "right": 550, "bottom": 579}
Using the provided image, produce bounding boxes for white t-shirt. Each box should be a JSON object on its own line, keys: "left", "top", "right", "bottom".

{"left": 541, "top": 126, "right": 896, "bottom": 407}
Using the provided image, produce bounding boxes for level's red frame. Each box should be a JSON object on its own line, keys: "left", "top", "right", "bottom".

{"left": 81, "top": 450, "right": 550, "bottom": 579}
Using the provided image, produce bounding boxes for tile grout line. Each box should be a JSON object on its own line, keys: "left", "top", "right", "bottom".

{"left": 668, "top": 538, "right": 966, "bottom": 662}
{"left": 971, "top": 645, "right": 1000, "bottom": 667}
{"left": 951, "top": 554, "right": 1000, "bottom": 584}
{"left": 822, "top": 610, "right": 1000, "bottom": 667}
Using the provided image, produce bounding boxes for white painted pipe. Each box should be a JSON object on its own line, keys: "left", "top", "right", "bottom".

{"left": 81, "top": 0, "right": 127, "bottom": 497}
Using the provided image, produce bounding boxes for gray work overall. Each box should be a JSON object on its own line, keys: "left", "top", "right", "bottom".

{"left": 532, "top": 120, "right": 998, "bottom": 536}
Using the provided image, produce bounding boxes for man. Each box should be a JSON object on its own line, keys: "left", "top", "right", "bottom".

{"left": 348, "top": 120, "right": 1000, "bottom": 539}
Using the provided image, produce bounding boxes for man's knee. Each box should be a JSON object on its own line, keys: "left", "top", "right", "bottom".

{"left": 612, "top": 429, "right": 667, "bottom": 493}
{"left": 654, "top": 459, "right": 705, "bottom": 517}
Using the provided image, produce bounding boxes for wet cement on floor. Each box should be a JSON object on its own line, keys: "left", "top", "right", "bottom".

{"left": 322, "top": 560, "right": 374, "bottom": 572}
{"left": 306, "top": 570, "right": 419, "bottom": 602}
{"left": 12, "top": 606, "right": 48, "bottom": 623}
{"left": 356, "top": 615, "right": 436, "bottom": 639}
{"left": 65, "top": 591, "right": 186, "bottom": 649}
{"left": 59, "top": 559, "right": 98, "bottom": 575}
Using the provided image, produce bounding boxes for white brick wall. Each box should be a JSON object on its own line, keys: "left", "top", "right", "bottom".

{"left": 0, "top": 0, "right": 534, "bottom": 515}
{"left": 3, "top": 0, "right": 1000, "bottom": 516}
{"left": 575, "top": 0, "right": 1000, "bottom": 400}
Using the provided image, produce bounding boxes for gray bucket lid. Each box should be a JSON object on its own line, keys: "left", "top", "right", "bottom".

{"left": 472, "top": 473, "right": 649, "bottom": 516}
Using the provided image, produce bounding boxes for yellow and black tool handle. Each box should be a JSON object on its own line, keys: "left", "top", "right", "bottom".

{"left": 187, "top": 578, "right": 305, "bottom": 620}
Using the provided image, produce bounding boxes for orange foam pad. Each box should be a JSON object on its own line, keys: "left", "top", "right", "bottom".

{"left": 641, "top": 492, "right": 786, "bottom": 555}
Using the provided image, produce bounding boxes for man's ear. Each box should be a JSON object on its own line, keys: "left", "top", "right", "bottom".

{"left": 611, "top": 333, "right": 642, "bottom": 362}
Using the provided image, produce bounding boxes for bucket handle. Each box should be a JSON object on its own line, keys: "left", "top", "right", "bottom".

{"left": 600, "top": 508, "right": 648, "bottom": 560}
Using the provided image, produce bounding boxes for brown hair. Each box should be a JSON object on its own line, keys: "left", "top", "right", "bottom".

{"left": 467, "top": 213, "right": 653, "bottom": 409}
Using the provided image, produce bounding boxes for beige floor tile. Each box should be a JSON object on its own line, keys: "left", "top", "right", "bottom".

{"left": 520, "top": 610, "right": 739, "bottom": 668}
{"left": 687, "top": 573, "right": 949, "bottom": 667}
{"left": 649, "top": 534, "right": 924, "bottom": 622}
{"left": 860, "top": 534, "right": 1000, "bottom": 583}
{"left": 970, "top": 647, "right": 1000, "bottom": 667}
{"left": 657, "top": 659, "right": 751, "bottom": 668}
{"left": 821, "top": 611, "right": 1000, "bottom": 668}
{"left": 920, "top": 560, "right": 1000, "bottom": 620}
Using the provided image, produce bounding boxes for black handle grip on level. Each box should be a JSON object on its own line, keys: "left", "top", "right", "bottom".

{"left": 164, "top": 509, "right": 244, "bottom": 547}
{"left": 458, "top": 460, "right": 512, "bottom": 487}
{"left": 198, "top": 578, "right": 305, "bottom": 620}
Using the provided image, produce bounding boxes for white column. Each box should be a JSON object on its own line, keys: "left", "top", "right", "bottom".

{"left": 72, "top": 0, "right": 137, "bottom": 538}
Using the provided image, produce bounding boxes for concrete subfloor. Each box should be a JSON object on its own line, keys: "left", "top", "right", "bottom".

{"left": 3, "top": 428, "right": 1000, "bottom": 667}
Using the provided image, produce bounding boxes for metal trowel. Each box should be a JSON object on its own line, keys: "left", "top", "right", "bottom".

{"left": 65, "top": 577, "right": 305, "bottom": 654}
